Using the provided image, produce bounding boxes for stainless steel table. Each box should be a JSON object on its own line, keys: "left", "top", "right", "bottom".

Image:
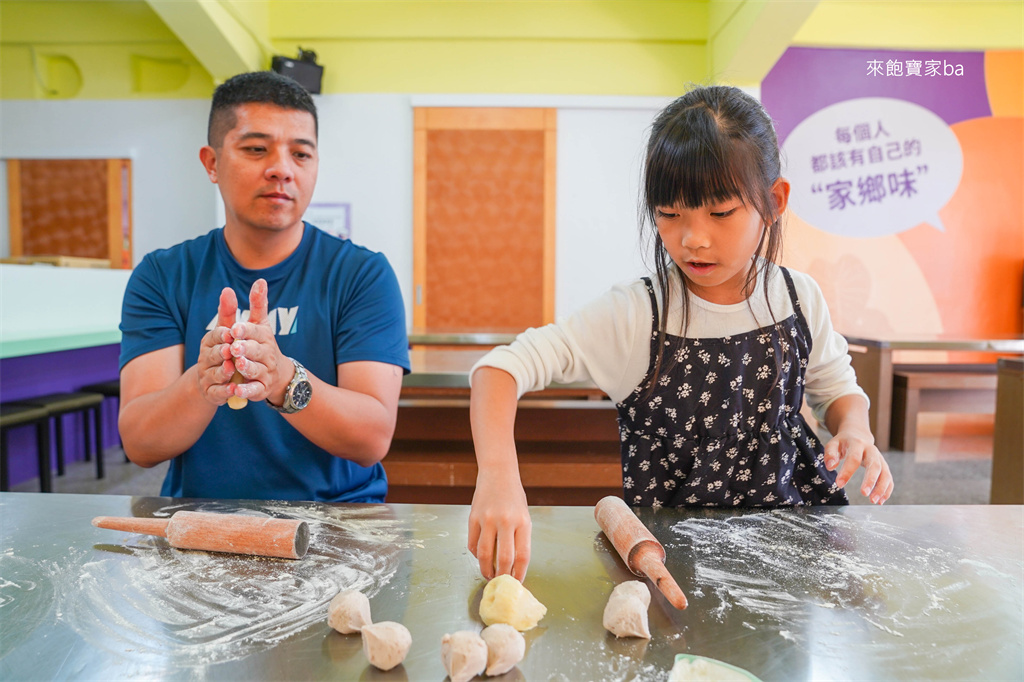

{"left": 403, "top": 347, "right": 603, "bottom": 397}
{"left": 1, "top": 493, "right": 1021, "bottom": 681}
{"left": 404, "top": 348, "right": 490, "bottom": 389}
{"left": 408, "top": 329, "right": 519, "bottom": 347}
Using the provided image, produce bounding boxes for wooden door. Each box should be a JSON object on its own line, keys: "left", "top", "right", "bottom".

{"left": 7, "top": 158, "right": 133, "bottom": 268}
{"left": 413, "top": 108, "right": 556, "bottom": 332}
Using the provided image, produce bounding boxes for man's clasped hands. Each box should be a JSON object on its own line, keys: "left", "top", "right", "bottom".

{"left": 198, "top": 278, "right": 294, "bottom": 408}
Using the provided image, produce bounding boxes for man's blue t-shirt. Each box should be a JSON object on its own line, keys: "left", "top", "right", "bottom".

{"left": 119, "top": 224, "right": 410, "bottom": 502}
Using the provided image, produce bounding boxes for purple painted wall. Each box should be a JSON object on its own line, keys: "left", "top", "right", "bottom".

{"left": 1, "top": 344, "right": 121, "bottom": 488}
{"left": 763, "top": 47, "right": 990, "bottom": 145}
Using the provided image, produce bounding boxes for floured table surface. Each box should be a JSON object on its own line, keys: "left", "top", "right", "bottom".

{"left": 0, "top": 493, "right": 1020, "bottom": 681}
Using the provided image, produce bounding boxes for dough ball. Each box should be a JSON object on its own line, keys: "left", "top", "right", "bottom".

{"left": 603, "top": 580, "right": 651, "bottom": 639}
{"left": 610, "top": 580, "right": 651, "bottom": 607}
{"left": 361, "top": 621, "right": 411, "bottom": 671}
{"left": 478, "top": 574, "right": 547, "bottom": 631}
{"left": 327, "top": 589, "right": 372, "bottom": 634}
{"left": 226, "top": 395, "right": 248, "bottom": 410}
{"left": 669, "top": 656, "right": 754, "bottom": 681}
{"left": 441, "top": 630, "right": 488, "bottom": 682}
{"left": 480, "top": 623, "right": 525, "bottom": 676}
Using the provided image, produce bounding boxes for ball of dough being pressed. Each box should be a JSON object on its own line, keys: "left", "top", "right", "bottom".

{"left": 227, "top": 371, "right": 247, "bottom": 409}
{"left": 603, "top": 580, "right": 652, "bottom": 639}
{"left": 441, "top": 630, "right": 488, "bottom": 682}
{"left": 480, "top": 623, "right": 526, "bottom": 676}
{"left": 478, "top": 574, "right": 547, "bottom": 631}
{"left": 327, "top": 590, "right": 372, "bottom": 634}
{"left": 361, "top": 621, "right": 411, "bottom": 671}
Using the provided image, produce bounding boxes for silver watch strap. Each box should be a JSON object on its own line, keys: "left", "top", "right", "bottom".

{"left": 266, "top": 357, "right": 308, "bottom": 413}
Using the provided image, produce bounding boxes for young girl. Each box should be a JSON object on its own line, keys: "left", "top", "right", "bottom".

{"left": 466, "top": 86, "right": 893, "bottom": 581}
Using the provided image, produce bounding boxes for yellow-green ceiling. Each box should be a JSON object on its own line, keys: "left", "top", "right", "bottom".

{"left": 1, "top": 0, "right": 1021, "bottom": 99}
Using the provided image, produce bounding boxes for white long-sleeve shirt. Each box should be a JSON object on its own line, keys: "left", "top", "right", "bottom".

{"left": 471, "top": 265, "right": 867, "bottom": 424}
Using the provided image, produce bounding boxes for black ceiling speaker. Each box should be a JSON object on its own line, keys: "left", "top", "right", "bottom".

{"left": 271, "top": 48, "right": 323, "bottom": 94}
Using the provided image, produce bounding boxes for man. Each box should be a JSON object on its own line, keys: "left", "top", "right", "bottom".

{"left": 119, "top": 71, "right": 409, "bottom": 502}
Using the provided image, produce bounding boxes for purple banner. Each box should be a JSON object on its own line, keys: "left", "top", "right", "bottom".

{"left": 763, "top": 47, "right": 990, "bottom": 146}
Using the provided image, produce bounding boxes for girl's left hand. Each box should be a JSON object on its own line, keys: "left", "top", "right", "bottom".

{"left": 824, "top": 432, "right": 894, "bottom": 504}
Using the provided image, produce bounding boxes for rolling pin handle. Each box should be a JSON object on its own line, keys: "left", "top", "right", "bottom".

{"left": 635, "top": 550, "right": 688, "bottom": 610}
{"left": 91, "top": 516, "right": 172, "bottom": 538}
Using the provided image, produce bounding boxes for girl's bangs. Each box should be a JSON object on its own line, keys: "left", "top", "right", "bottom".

{"left": 646, "top": 119, "right": 762, "bottom": 212}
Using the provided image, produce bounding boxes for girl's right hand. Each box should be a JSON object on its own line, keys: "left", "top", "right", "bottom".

{"left": 467, "top": 471, "right": 532, "bottom": 581}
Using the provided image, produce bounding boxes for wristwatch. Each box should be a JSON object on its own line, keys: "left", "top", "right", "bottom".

{"left": 266, "top": 358, "right": 312, "bottom": 414}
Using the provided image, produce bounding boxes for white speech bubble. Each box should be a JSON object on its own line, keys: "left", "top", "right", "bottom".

{"left": 782, "top": 97, "right": 963, "bottom": 238}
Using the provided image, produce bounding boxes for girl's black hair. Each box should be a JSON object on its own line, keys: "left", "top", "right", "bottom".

{"left": 640, "top": 85, "right": 785, "bottom": 386}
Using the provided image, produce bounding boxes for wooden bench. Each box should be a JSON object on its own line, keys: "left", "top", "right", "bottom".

{"left": 384, "top": 398, "right": 622, "bottom": 505}
{"left": 890, "top": 364, "right": 998, "bottom": 452}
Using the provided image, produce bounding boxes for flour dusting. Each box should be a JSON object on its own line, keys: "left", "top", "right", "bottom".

{"left": 0, "top": 553, "right": 58, "bottom": 659}
{"left": 671, "top": 510, "right": 1022, "bottom": 672}
{"left": 60, "top": 501, "right": 432, "bottom": 669}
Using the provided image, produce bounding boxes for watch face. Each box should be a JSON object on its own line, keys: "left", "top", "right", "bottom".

{"left": 292, "top": 381, "right": 312, "bottom": 409}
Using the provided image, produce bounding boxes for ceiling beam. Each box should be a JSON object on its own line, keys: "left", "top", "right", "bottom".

{"left": 709, "top": 0, "right": 820, "bottom": 86}
{"left": 145, "top": 0, "right": 266, "bottom": 83}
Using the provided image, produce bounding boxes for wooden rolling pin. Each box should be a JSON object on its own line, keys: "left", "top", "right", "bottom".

{"left": 595, "top": 496, "right": 687, "bottom": 609}
{"left": 92, "top": 511, "right": 309, "bottom": 560}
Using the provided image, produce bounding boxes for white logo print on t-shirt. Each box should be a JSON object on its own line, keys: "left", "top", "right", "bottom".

{"left": 206, "top": 306, "right": 299, "bottom": 336}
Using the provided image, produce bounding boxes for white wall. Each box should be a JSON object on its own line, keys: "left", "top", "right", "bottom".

{"left": 1, "top": 95, "right": 668, "bottom": 327}
{"left": 0, "top": 99, "right": 216, "bottom": 262}
{"left": 555, "top": 106, "right": 661, "bottom": 318}
{"left": 310, "top": 95, "right": 415, "bottom": 322}
{"left": 0, "top": 263, "right": 131, "bottom": 341}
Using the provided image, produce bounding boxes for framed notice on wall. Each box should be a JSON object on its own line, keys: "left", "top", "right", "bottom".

{"left": 303, "top": 202, "right": 351, "bottom": 240}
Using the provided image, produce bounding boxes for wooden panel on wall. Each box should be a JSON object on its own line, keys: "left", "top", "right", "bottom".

{"left": 413, "top": 108, "right": 556, "bottom": 331}
{"left": 543, "top": 108, "right": 557, "bottom": 325}
{"left": 7, "top": 160, "right": 23, "bottom": 257}
{"left": 7, "top": 158, "right": 133, "bottom": 268}
{"left": 426, "top": 128, "right": 545, "bottom": 329}
{"left": 423, "top": 107, "right": 549, "bottom": 131}
{"left": 107, "top": 158, "right": 133, "bottom": 269}
{"left": 20, "top": 159, "right": 108, "bottom": 258}
{"left": 413, "top": 109, "right": 429, "bottom": 320}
